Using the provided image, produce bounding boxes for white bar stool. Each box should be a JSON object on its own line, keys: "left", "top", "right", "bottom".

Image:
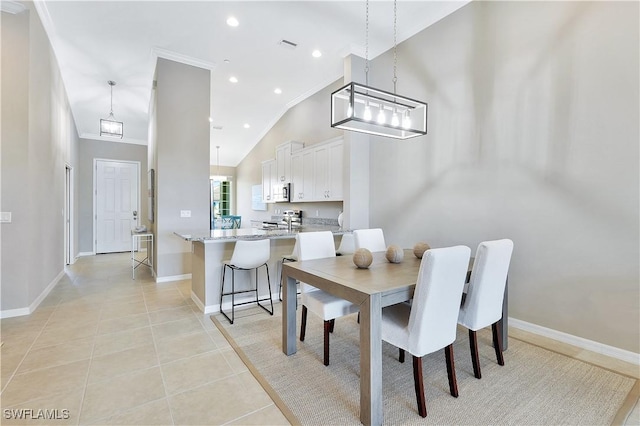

{"left": 220, "top": 238, "right": 274, "bottom": 324}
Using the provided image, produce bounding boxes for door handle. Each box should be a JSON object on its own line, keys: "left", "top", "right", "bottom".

{"left": 133, "top": 210, "right": 138, "bottom": 217}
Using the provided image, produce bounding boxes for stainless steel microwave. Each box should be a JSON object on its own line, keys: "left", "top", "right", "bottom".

{"left": 272, "top": 182, "right": 291, "bottom": 203}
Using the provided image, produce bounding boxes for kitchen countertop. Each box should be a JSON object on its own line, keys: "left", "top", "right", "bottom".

{"left": 174, "top": 225, "right": 350, "bottom": 242}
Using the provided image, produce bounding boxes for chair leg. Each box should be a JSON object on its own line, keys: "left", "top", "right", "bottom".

{"left": 300, "top": 305, "right": 307, "bottom": 341}
{"left": 219, "top": 265, "right": 234, "bottom": 324}
{"left": 399, "top": 348, "right": 405, "bottom": 363}
{"left": 256, "top": 264, "right": 274, "bottom": 316}
{"left": 323, "top": 320, "right": 331, "bottom": 366}
{"left": 469, "top": 329, "right": 481, "bottom": 379}
{"left": 444, "top": 344, "right": 459, "bottom": 397}
{"left": 329, "top": 319, "right": 335, "bottom": 333}
{"left": 278, "top": 259, "right": 283, "bottom": 302}
{"left": 412, "top": 356, "right": 427, "bottom": 417}
{"left": 492, "top": 321, "right": 505, "bottom": 366}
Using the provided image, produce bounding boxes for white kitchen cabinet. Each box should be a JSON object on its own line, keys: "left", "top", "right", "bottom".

{"left": 261, "top": 159, "right": 276, "bottom": 203}
{"left": 312, "top": 138, "right": 343, "bottom": 201}
{"left": 291, "top": 149, "right": 314, "bottom": 202}
{"left": 275, "top": 141, "right": 304, "bottom": 184}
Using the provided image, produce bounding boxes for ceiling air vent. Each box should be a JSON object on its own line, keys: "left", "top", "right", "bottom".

{"left": 278, "top": 39, "right": 298, "bottom": 50}
{"left": 211, "top": 125, "right": 223, "bottom": 131}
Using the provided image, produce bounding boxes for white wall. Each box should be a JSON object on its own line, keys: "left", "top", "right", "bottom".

{"left": 1, "top": 4, "right": 79, "bottom": 313}
{"left": 153, "top": 58, "right": 210, "bottom": 279}
{"left": 367, "top": 2, "right": 638, "bottom": 352}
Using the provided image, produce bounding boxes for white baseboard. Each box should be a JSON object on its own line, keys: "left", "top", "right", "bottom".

{"left": 156, "top": 273, "right": 192, "bottom": 283}
{"left": 77, "top": 251, "right": 95, "bottom": 257}
{"left": 0, "top": 307, "right": 31, "bottom": 318}
{"left": 191, "top": 291, "right": 218, "bottom": 315}
{"left": 0, "top": 270, "right": 65, "bottom": 319}
{"left": 509, "top": 317, "right": 640, "bottom": 366}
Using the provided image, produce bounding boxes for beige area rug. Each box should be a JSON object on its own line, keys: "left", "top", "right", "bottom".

{"left": 212, "top": 305, "right": 636, "bottom": 425}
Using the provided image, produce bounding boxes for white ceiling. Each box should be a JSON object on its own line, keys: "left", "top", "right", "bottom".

{"left": 34, "top": 1, "right": 468, "bottom": 167}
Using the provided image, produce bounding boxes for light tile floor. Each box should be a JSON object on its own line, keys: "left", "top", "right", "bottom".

{"left": 0, "top": 253, "right": 290, "bottom": 425}
{"left": 1, "top": 253, "right": 638, "bottom": 425}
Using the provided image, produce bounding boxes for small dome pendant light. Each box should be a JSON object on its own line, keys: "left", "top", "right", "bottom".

{"left": 99, "top": 80, "right": 123, "bottom": 138}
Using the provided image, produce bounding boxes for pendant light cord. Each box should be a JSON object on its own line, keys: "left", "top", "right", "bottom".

{"left": 393, "top": 0, "right": 398, "bottom": 94}
{"left": 365, "top": 0, "right": 369, "bottom": 87}
{"left": 107, "top": 80, "right": 116, "bottom": 118}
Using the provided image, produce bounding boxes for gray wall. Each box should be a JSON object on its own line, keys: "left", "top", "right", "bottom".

{"left": 1, "top": 5, "right": 79, "bottom": 312}
{"left": 236, "top": 79, "right": 344, "bottom": 224}
{"left": 153, "top": 58, "right": 210, "bottom": 278}
{"left": 367, "top": 2, "right": 639, "bottom": 352}
{"left": 77, "top": 139, "right": 148, "bottom": 253}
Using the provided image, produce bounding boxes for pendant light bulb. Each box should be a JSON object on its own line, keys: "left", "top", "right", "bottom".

{"left": 391, "top": 110, "right": 400, "bottom": 127}
{"left": 376, "top": 107, "right": 386, "bottom": 125}
{"left": 402, "top": 111, "right": 412, "bottom": 129}
{"left": 363, "top": 104, "right": 372, "bottom": 121}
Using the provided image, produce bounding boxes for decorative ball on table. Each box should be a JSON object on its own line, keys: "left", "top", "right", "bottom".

{"left": 353, "top": 248, "right": 373, "bottom": 269}
{"left": 385, "top": 245, "right": 404, "bottom": 263}
{"left": 413, "top": 242, "right": 431, "bottom": 259}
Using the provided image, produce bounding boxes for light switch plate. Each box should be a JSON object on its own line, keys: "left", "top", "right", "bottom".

{"left": 180, "top": 210, "right": 191, "bottom": 218}
{"left": 0, "top": 212, "right": 11, "bottom": 223}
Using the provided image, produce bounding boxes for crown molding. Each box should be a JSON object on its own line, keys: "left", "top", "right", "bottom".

{"left": 80, "top": 132, "right": 147, "bottom": 146}
{"left": 151, "top": 47, "right": 217, "bottom": 71}
{"left": 1, "top": 1, "right": 27, "bottom": 14}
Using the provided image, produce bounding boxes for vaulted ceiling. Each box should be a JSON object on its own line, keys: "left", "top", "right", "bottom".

{"left": 34, "top": 1, "right": 468, "bottom": 166}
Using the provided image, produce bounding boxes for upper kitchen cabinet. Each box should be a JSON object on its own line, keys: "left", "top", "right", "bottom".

{"left": 275, "top": 141, "right": 304, "bottom": 184}
{"left": 312, "top": 138, "right": 343, "bottom": 201}
{"left": 291, "top": 149, "right": 314, "bottom": 202}
{"left": 261, "top": 159, "right": 276, "bottom": 203}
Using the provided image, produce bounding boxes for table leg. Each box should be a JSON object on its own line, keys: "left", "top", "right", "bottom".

{"left": 282, "top": 274, "right": 297, "bottom": 356}
{"left": 131, "top": 235, "right": 135, "bottom": 279}
{"left": 360, "top": 294, "right": 382, "bottom": 426}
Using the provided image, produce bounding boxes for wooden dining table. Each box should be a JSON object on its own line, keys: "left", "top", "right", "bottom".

{"left": 281, "top": 249, "right": 508, "bottom": 426}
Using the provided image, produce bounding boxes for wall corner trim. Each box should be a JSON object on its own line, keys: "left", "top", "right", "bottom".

{"left": 155, "top": 273, "right": 192, "bottom": 283}
{"left": 0, "top": 270, "right": 65, "bottom": 319}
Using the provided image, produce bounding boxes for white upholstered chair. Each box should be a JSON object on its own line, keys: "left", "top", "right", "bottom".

{"left": 458, "top": 239, "right": 513, "bottom": 379}
{"left": 353, "top": 228, "right": 386, "bottom": 252}
{"left": 336, "top": 233, "right": 355, "bottom": 256}
{"left": 219, "top": 238, "right": 273, "bottom": 324}
{"left": 381, "top": 245, "right": 471, "bottom": 417}
{"left": 298, "top": 231, "right": 359, "bottom": 366}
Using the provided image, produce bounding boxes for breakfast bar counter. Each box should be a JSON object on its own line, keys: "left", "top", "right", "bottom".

{"left": 175, "top": 227, "right": 350, "bottom": 314}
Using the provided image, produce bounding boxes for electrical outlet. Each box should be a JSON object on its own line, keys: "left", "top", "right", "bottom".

{"left": 180, "top": 210, "right": 191, "bottom": 218}
{"left": 316, "top": 210, "right": 319, "bottom": 217}
{"left": 0, "top": 212, "right": 11, "bottom": 223}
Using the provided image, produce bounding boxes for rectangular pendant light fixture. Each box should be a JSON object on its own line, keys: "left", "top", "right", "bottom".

{"left": 100, "top": 117, "right": 123, "bottom": 138}
{"left": 331, "top": 82, "right": 427, "bottom": 140}
{"left": 99, "top": 80, "right": 123, "bottom": 138}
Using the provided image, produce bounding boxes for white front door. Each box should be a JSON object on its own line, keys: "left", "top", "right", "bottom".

{"left": 95, "top": 159, "right": 139, "bottom": 253}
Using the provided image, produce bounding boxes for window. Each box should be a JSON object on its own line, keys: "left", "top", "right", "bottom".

{"left": 210, "top": 177, "right": 232, "bottom": 229}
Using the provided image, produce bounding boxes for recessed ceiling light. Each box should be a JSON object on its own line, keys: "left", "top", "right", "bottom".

{"left": 274, "top": 88, "right": 282, "bottom": 94}
{"left": 243, "top": 123, "right": 250, "bottom": 129}
{"left": 229, "top": 76, "right": 238, "bottom": 83}
{"left": 312, "top": 49, "right": 322, "bottom": 58}
{"left": 226, "top": 16, "right": 239, "bottom": 27}
{"left": 223, "top": 59, "right": 230, "bottom": 64}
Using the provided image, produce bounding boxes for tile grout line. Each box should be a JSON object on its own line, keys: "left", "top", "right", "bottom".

{"left": 144, "top": 280, "right": 178, "bottom": 426}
